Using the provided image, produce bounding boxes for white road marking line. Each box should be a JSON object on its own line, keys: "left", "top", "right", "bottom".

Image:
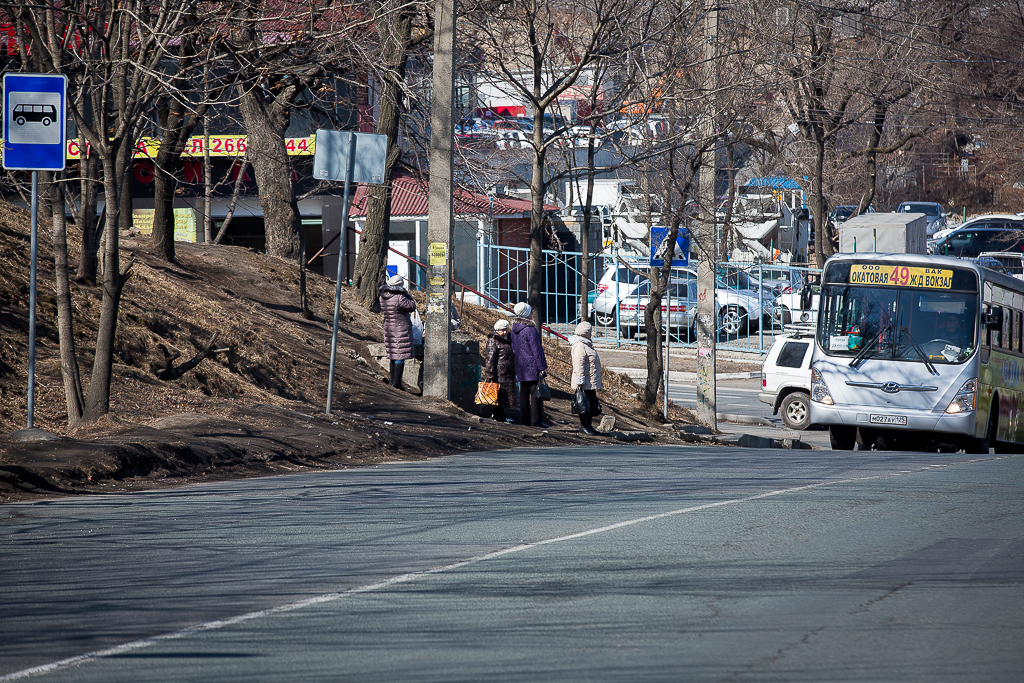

{"left": 0, "top": 457, "right": 1003, "bottom": 681}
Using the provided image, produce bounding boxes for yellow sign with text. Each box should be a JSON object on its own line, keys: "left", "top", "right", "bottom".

{"left": 429, "top": 242, "right": 447, "bottom": 266}
{"left": 63, "top": 135, "right": 316, "bottom": 160}
{"left": 849, "top": 264, "right": 953, "bottom": 289}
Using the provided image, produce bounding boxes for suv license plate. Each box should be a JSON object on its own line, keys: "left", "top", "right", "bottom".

{"left": 870, "top": 414, "right": 907, "bottom": 425}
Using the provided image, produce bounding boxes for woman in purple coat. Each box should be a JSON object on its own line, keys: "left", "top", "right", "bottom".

{"left": 379, "top": 274, "right": 417, "bottom": 389}
{"left": 509, "top": 302, "right": 549, "bottom": 427}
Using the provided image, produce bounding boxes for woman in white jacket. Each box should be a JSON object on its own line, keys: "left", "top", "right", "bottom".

{"left": 569, "top": 322, "right": 603, "bottom": 435}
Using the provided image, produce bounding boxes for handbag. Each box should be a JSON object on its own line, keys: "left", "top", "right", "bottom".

{"left": 571, "top": 387, "right": 590, "bottom": 415}
{"left": 475, "top": 381, "right": 500, "bottom": 406}
{"left": 534, "top": 379, "right": 552, "bottom": 401}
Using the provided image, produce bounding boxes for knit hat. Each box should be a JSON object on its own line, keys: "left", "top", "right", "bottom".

{"left": 387, "top": 274, "right": 404, "bottom": 287}
{"left": 575, "top": 322, "right": 593, "bottom": 338}
{"left": 513, "top": 302, "right": 532, "bottom": 318}
{"left": 494, "top": 319, "right": 510, "bottom": 331}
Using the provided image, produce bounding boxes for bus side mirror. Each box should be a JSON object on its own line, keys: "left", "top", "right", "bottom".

{"left": 983, "top": 307, "right": 1003, "bottom": 329}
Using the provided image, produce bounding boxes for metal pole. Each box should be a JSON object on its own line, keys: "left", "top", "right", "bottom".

{"left": 27, "top": 171, "right": 39, "bottom": 429}
{"left": 758, "top": 261, "right": 764, "bottom": 353}
{"left": 326, "top": 133, "right": 357, "bottom": 414}
{"left": 664, "top": 281, "right": 670, "bottom": 421}
{"left": 614, "top": 248, "right": 621, "bottom": 345}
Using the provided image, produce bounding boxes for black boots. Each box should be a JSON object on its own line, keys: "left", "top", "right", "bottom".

{"left": 389, "top": 360, "right": 405, "bottom": 389}
{"left": 579, "top": 415, "right": 600, "bottom": 436}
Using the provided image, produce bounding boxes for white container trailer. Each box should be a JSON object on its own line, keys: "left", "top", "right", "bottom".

{"left": 838, "top": 213, "right": 928, "bottom": 254}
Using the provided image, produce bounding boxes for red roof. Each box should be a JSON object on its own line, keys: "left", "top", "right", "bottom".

{"left": 346, "top": 174, "right": 557, "bottom": 219}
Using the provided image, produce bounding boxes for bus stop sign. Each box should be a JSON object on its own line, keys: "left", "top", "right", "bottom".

{"left": 3, "top": 73, "right": 67, "bottom": 172}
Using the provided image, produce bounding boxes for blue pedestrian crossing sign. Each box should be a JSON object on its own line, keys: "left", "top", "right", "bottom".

{"left": 3, "top": 73, "right": 67, "bottom": 172}
{"left": 650, "top": 226, "right": 690, "bottom": 267}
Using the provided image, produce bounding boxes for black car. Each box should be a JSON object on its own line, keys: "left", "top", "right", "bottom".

{"left": 931, "top": 226, "right": 1024, "bottom": 258}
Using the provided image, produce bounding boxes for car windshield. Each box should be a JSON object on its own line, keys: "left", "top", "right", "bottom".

{"left": 900, "top": 203, "right": 939, "bottom": 216}
{"left": 818, "top": 285, "right": 977, "bottom": 364}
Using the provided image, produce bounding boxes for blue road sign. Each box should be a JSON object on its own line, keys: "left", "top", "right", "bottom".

{"left": 650, "top": 226, "right": 690, "bottom": 267}
{"left": 3, "top": 73, "right": 67, "bottom": 172}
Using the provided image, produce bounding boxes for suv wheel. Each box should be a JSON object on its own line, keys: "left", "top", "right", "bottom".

{"left": 719, "top": 306, "right": 746, "bottom": 336}
{"left": 780, "top": 392, "right": 810, "bottom": 430}
{"left": 595, "top": 311, "right": 616, "bottom": 326}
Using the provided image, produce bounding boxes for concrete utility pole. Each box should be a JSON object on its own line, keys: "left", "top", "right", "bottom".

{"left": 423, "top": 0, "right": 457, "bottom": 399}
{"left": 695, "top": 0, "right": 718, "bottom": 429}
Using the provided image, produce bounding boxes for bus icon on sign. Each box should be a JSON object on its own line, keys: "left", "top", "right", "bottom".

{"left": 13, "top": 103, "right": 57, "bottom": 126}
{"left": 6, "top": 91, "right": 63, "bottom": 145}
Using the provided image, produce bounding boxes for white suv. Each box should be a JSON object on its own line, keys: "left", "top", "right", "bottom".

{"left": 758, "top": 332, "right": 814, "bottom": 429}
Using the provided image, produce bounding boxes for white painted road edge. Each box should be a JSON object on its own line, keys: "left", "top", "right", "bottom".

{"left": 0, "top": 457, "right": 1003, "bottom": 681}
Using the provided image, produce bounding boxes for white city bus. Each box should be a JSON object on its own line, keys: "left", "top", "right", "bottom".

{"left": 809, "top": 252, "right": 1024, "bottom": 452}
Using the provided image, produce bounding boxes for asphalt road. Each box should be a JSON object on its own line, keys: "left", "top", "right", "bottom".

{"left": 2, "top": 445, "right": 1023, "bottom": 682}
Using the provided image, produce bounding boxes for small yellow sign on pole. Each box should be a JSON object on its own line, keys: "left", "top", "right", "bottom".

{"left": 429, "top": 242, "right": 448, "bottom": 266}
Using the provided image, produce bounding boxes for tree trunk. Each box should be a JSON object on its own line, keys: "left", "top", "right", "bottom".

{"left": 354, "top": 6, "right": 413, "bottom": 310}
{"left": 811, "top": 133, "right": 831, "bottom": 268}
{"left": 239, "top": 87, "right": 302, "bottom": 260}
{"left": 151, "top": 133, "right": 180, "bottom": 262}
{"left": 75, "top": 146, "right": 100, "bottom": 284}
{"left": 49, "top": 176, "right": 85, "bottom": 426}
{"left": 83, "top": 142, "right": 131, "bottom": 423}
{"left": 528, "top": 104, "right": 548, "bottom": 330}
{"left": 116, "top": 146, "right": 133, "bottom": 235}
{"left": 579, "top": 120, "right": 599, "bottom": 322}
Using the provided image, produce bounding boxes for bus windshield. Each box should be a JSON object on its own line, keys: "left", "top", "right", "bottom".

{"left": 818, "top": 284, "right": 978, "bottom": 364}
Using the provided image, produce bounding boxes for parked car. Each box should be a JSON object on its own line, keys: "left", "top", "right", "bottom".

{"left": 977, "top": 251, "right": 1024, "bottom": 280}
{"left": 776, "top": 274, "right": 820, "bottom": 325}
{"left": 758, "top": 332, "right": 813, "bottom": 430}
{"left": 895, "top": 201, "right": 947, "bottom": 236}
{"left": 828, "top": 205, "right": 874, "bottom": 228}
{"left": 608, "top": 271, "right": 779, "bottom": 337}
{"left": 592, "top": 262, "right": 649, "bottom": 325}
{"left": 563, "top": 124, "right": 604, "bottom": 149}
{"left": 615, "top": 279, "right": 697, "bottom": 338}
{"left": 743, "top": 265, "right": 806, "bottom": 296}
{"left": 928, "top": 226, "right": 1024, "bottom": 258}
{"left": 927, "top": 214, "right": 1024, "bottom": 253}
{"left": 718, "top": 263, "right": 778, "bottom": 297}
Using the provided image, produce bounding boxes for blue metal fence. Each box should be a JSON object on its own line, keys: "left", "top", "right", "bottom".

{"left": 478, "top": 244, "right": 820, "bottom": 355}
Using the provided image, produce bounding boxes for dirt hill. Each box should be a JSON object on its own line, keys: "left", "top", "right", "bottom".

{"left": 0, "top": 201, "right": 688, "bottom": 503}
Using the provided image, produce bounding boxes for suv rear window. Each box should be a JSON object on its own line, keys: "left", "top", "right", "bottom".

{"left": 776, "top": 342, "right": 809, "bottom": 368}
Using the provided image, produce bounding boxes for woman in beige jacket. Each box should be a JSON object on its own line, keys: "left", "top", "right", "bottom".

{"left": 570, "top": 322, "right": 603, "bottom": 435}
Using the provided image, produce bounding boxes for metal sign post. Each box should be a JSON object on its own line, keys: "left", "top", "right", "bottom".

{"left": 650, "top": 227, "right": 688, "bottom": 421}
{"left": 312, "top": 129, "right": 387, "bottom": 414}
{"left": 3, "top": 73, "right": 67, "bottom": 431}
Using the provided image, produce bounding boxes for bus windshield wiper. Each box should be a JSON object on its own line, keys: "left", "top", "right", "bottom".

{"left": 899, "top": 326, "right": 939, "bottom": 375}
{"left": 849, "top": 324, "right": 890, "bottom": 369}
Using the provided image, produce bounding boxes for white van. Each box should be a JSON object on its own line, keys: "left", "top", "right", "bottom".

{"left": 759, "top": 332, "right": 814, "bottom": 429}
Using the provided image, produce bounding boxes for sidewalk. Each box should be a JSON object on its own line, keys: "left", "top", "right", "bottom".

{"left": 712, "top": 420, "right": 832, "bottom": 450}
{"left": 608, "top": 366, "right": 760, "bottom": 383}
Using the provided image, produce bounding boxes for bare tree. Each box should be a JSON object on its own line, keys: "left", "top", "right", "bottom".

{"left": 462, "top": 0, "right": 662, "bottom": 328}
{"left": 352, "top": 0, "right": 433, "bottom": 310}
{"left": 10, "top": 0, "right": 195, "bottom": 426}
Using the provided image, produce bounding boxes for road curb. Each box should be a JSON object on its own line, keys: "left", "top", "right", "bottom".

{"left": 677, "top": 429, "right": 815, "bottom": 450}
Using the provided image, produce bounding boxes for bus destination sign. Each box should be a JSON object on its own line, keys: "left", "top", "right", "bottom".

{"left": 849, "top": 264, "right": 953, "bottom": 289}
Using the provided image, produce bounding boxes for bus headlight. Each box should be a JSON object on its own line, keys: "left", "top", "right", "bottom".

{"left": 945, "top": 378, "right": 978, "bottom": 414}
{"left": 810, "top": 367, "right": 834, "bottom": 405}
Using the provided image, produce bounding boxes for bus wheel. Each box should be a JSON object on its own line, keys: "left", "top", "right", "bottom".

{"left": 970, "top": 404, "right": 999, "bottom": 454}
{"left": 829, "top": 425, "right": 856, "bottom": 450}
